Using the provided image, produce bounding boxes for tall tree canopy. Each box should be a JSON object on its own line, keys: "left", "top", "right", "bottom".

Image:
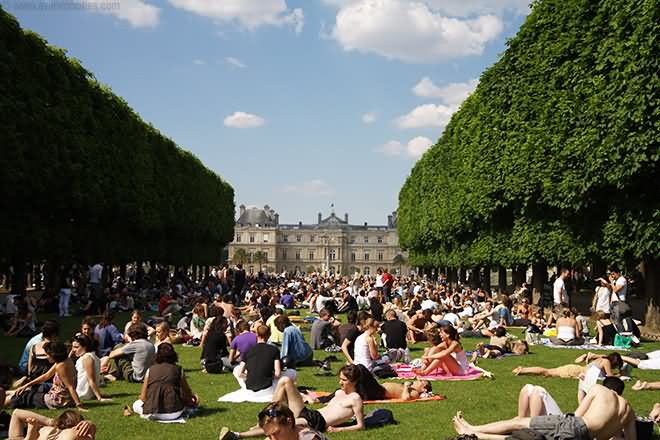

{"left": 0, "top": 7, "right": 235, "bottom": 264}
{"left": 398, "top": 0, "right": 659, "bottom": 297}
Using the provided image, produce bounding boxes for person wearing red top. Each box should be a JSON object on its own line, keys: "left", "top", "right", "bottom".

{"left": 381, "top": 270, "right": 394, "bottom": 303}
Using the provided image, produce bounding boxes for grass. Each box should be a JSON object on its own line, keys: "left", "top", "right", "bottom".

{"left": 1, "top": 310, "right": 659, "bottom": 440}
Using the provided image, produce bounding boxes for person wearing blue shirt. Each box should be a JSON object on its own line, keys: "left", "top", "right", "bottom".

{"left": 275, "top": 315, "right": 313, "bottom": 368}
{"left": 18, "top": 320, "right": 59, "bottom": 374}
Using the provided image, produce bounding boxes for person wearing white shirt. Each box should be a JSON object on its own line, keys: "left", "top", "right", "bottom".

{"left": 592, "top": 278, "right": 612, "bottom": 314}
{"left": 550, "top": 269, "right": 569, "bottom": 325}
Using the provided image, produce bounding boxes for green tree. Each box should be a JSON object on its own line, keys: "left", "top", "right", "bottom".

{"left": 253, "top": 251, "right": 268, "bottom": 270}
{"left": 392, "top": 253, "right": 407, "bottom": 275}
{"left": 232, "top": 249, "right": 248, "bottom": 265}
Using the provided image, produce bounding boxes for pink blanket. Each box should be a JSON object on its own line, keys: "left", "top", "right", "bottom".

{"left": 395, "top": 364, "right": 482, "bottom": 381}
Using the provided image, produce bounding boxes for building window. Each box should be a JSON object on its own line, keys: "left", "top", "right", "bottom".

{"left": 249, "top": 234, "right": 255, "bottom": 243}
{"left": 296, "top": 235, "right": 302, "bottom": 242}
{"left": 364, "top": 253, "right": 370, "bottom": 261}
{"left": 364, "top": 267, "right": 370, "bottom": 275}
{"left": 308, "top": 251, "right": 314, "bottom": 260}
{"left": 282, "top": 250, "right": 287, "bottom": 260}
{"left": 377, "top": 236, "right": 383, "bottom": 244}
{"left": 295, "top": 250, "right": 301, "bottom": 261}
{"left": 350, "top": 236, "right": 355, "bottom": 244}
{"left": 263, "top": 250, "right": 268, "bottom": 259}
{"left": 329, "top": 249, "right": 336, "bottom": 261}
{"left": 235, "top": 234, "right": 241, "bottom": 243}
{"left": 263, "top": 234, "right": 269, "bottom": 243}
{"left": 377, "top": 252, "right": 384, "bottom": 261}
{"left": 364, "top": 236, "right": 369, "bottom": 243}
{"left": 310, "top": 235, "right": 315, "bottom": 243}
{"left": 351, "top": 252, "right": 356, "bottom": 262}
{"left": 283, "top": 234, "right": 288, "bottom": 242}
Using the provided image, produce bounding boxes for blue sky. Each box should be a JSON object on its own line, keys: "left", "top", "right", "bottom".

{"left": 3, "top": 0, "right": 529, "bottom": 225}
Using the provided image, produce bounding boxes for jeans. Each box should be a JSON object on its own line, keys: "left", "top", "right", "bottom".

{"left": 58, "top": 288, "right": 71, "bottom": 316}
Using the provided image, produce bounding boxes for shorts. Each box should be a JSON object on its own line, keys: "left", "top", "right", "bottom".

{"left": 530, "top": 414, "right": 591, "bottom": 440}
{"left": 299, "top": 407, "right": 327, "bottom": 432}
{"left": 552, "top": 364, "right": 585, "bottom": 378}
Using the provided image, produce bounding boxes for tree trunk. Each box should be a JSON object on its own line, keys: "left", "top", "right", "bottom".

{"left": 532, "top": 261, "right": 547, "bottom": 296}
{"left": 498, "top": 265, "right": 507, "bottom": 291}
{"left": 447, "top": 267, "right": 458, "bottom": 288}
{"left": 481, "top": 265, "right": 491, "bottom": 290}
{"left": 458, "top": 268, "right": 467, "bottom": 285}
{"left": 11, "top": 255, "right": 27, "bottom": 296}
{"left": 512, "top": 265, "right": 526, "bottom": 288}
{"left": 643, "top": 256, "right": 660, "bottom": 309}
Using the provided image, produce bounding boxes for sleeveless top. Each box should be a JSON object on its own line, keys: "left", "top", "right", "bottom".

{"left": 44, "top": 371, "right": 74, "bottom": 409}
{"left": 75, "top": 352, "right": 101, "bottom": 400}
{"left": 557, "top": 326, "right": 577, "bottom": 341}
{"left": 29, "top": 344, "right": 52, "bottom": 379}
{"left": 452, "top": 350, "right": 469, "bottom": 375}
{"left": 352, "top": 332, "right": 372, "bottom": 368}
{"left": 142, "top": 363, "right": 184, "bottom": 415}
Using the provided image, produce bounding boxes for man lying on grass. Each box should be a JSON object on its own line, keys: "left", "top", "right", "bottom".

{"left": 453, "top": 378, "right": 636, "bottom": 440}
{"left": 220, "top": 364, "right": 364, "bottom": 438}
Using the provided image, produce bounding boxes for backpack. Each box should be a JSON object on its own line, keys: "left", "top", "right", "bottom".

{"left": 364, "top": 408, "right": 397, "bottom": 428}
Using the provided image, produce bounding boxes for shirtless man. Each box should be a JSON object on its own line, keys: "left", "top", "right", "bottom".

{"left": 381, "top": 380, "right": 432, "bottom": 400}
{"left": 8, "top": 409, "right": 96, "bottom": 440}
{"left": 220, "top": 364, "right": 364, "bottom": 438}
{"left": 453, "top": 381, "right": 636, "bottom": 440}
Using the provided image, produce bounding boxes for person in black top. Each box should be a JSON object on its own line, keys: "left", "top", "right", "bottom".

{"left": 232, "top": 264, "right": 246, "bottom": 305}
{"left": 380, "top": 310, "right": 407, "bottom": 349}
{"left": 201, "top": 316, "right": 230, "bottom": 374}
{"left": 369, "top": 295, "right": 383, "bottom": 322}
{"left": 339, "top": 311, "right": 360, "bottom": 364}
{"left": 236, "top": 325, "right": 282, "bottom": 392}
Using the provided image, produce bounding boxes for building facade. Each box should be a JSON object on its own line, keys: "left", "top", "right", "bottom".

{"left": 228, "top": 205, "right": 408, "bottom": 276}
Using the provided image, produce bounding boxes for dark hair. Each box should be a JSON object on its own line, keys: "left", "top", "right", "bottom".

{"left": 602, "top": 376, "right": 625, "bottom": 395}
{"left": 41, "top": 320, "right": 60, "bottom": 339}
{"left": 605, "top": 352, "right": 623, "bottom": 369}
{"left": 222, "top": 294, "right": 233, "bottom": 304}
{"left": 99, "top": 311, "right": 115, "bottom": 328}
{"left": 210, "top": 316, "right": 228, "bottom": 334}
{"left": 420, "top": 380, "right": 433, "bottom": 393}
{"left": 155, "top": 343, "right": 178, "bottom": 364}
{"left": 274, "top": 315, "right": 291, "bottom": 332}
{"left": 44, "top": 341, "right": 69, "bottom": 363}
{"left": 440, "top": 324, "right": 460, "bottom": 341}
{"left": 346, "top": 310, "right": 357, "bottom": 325}
{"left": 260, "top": 306, "right": 274, "bottom": 322}
{"left": 0, "top": 364, "right": 12, "bottom": 389}
{"left": 236, "top": 319, "right": 250, "bottom": 333}
{"left": 608, "top": 266, "right": 621, "bottom": 274}
{"left": 54, "top": 410, "right": 84, "bottom": 430}
{"left": 81, "top": 318, "right": 95, "bottom": 329}
{"left": 258, "top": 402, "right": 295, "bottom": 429}
{"left": 494, "top": 326, "right": 507, "bottom": 337}
{"left": 319, "top": 308, "right": 331, "bottom": 318}
{"left": 73, "top": 334, "right": 93, "bottom": 352}
{"left": 127, "top": 323, "right": 148, "bottom": 340}
{"left": 338, "top": 364, "right": 361, "bottom": 384}
{"left": 427, "top": 329, "right": 442, "bottom": 345}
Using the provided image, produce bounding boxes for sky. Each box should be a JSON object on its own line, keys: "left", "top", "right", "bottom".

{"left": 3, "top": 0, "right": 530, "bottom": 226}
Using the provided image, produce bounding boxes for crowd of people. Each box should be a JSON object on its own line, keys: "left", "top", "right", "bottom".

{"left": 0, "top": 263, "right": 658, "bottom": 439}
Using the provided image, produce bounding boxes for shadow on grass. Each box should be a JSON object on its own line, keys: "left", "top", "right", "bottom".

{"left": 194, "top": 407, "right": 227, "bottom": 417}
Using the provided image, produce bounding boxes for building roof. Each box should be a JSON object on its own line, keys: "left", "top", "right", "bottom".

{"left": 237, "top": 205, "right": 277, "bottom": 227}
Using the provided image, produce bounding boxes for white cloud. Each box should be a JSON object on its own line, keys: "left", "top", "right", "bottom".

{"left": 168, "top": 0, "right": 304, "bottom": 33}
{"left": 283, "top": 179, "right": 336, "bottom": 196}
{"left": 396, "top": 103, "right": 455, "bottom": 129}
{"left": 374, "top": 136, "right": 433, "bottom": 159}
{"left": 225, "top": 56, "right": 247, "bottom": 68}
{"left": 413, "top": 77, "right": 478, "bottom": 106}
{"left": 330, "top": 0, "right": 503, "bottom": 63}
{"left": 223, "top": 111, "right": 265, "bottom": 128}
{"left": 97, "top": 0, "right": 160, "bottom": 28}
{"left": 193, "top": 58, "right": 206, "bottom": 65}
{"left": 323, "top": 0, "right": 530, "bottom": 16}
{"left": 362, "top": 111, "right": 377, "bottom": 124}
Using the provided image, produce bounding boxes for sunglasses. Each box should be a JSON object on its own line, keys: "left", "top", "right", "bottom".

{"left": 259, "top": 407, "right": 283, "bottom": 419}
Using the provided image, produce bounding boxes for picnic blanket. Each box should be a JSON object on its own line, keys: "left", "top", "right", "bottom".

{"left": 541, "top": 338, "right": 627, "bottom": 351}
{"left": 394, "top": 364, "right": 482, "bottom": 381}
{"left": 308, "top": 391, "right": 446, "bottom": 404}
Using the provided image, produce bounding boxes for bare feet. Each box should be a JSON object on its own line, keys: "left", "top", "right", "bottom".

{"left": 453, "top": 411, "right": 476, "bottom": 436}
{"left": 122, "top": 405, "right": 133, "bottom": 417}
{"left": 632, "top": 380, "right": 647, "bottom": 391}
{"left": 513, "top": 366, "right": 523, "bottom": 375}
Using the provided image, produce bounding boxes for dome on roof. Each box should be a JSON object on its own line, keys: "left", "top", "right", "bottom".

{"left": 237, "top": 205, "right": 277, "bottom": 226}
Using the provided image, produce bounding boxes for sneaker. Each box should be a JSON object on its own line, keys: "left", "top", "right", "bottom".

{"left": 219, "top": 427, "right": 239, "bottom": 440}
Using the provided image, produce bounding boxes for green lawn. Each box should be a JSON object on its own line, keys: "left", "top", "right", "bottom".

{"left": 1, "top": 312, "right": 659, "bottom": 439}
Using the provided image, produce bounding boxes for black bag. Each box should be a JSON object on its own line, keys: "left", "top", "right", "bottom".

{"left": 364, "top": 408, "right": 397, "bottom": 428}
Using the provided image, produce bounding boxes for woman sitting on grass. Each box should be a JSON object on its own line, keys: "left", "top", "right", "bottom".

{"left": 594, "top": 312, "right": 616, "bottom": 346}
{"left": 6, "top": 341, "right": 86, "bottom": 410}
{"left": 123, "top": 310, "right": 155, "bottom": 343}
{"left": 8, "top": 409, "right": 96, "bottom": 440}
{"left": 415, "top": 325, "right": 468, "bottom": 376}
{"left": 71, "top": 334, "right": 109, "bottom": 402}
{"left": 131, "top": 342, "right": 199, "bottom": 420}
{"left": 94, "top": 312, "right": 123, "bottom": 357}
{"left": 548, "top": 308, "right": 584, "bottom": 346}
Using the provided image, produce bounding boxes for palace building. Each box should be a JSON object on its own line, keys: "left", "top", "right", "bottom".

{"left": 228, "top": 205, "right": 408, "bottom": 276}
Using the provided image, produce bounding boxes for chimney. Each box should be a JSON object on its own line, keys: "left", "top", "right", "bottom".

{"left": 239, "top": 204, "right": 246, "bottom": 216}
{"left": 299, "top": 221, "right": 303, "bottom": 227}
{"left": 318, "top": 212, "right": 322, "bottom": 224}
{"left": 274, "top": 213, "right": 279, "bottom": 225}
{"left": 387, "top": 215, "right": 392, "bottom": 227}
{"left": 264, "top": 204, "right": 270, "bottom": 211}
{"left": 364, "top": 222, "right": 368, "bottom": 227}
{"left": 344, "top": 213, "right": 349, "bottom": 223}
